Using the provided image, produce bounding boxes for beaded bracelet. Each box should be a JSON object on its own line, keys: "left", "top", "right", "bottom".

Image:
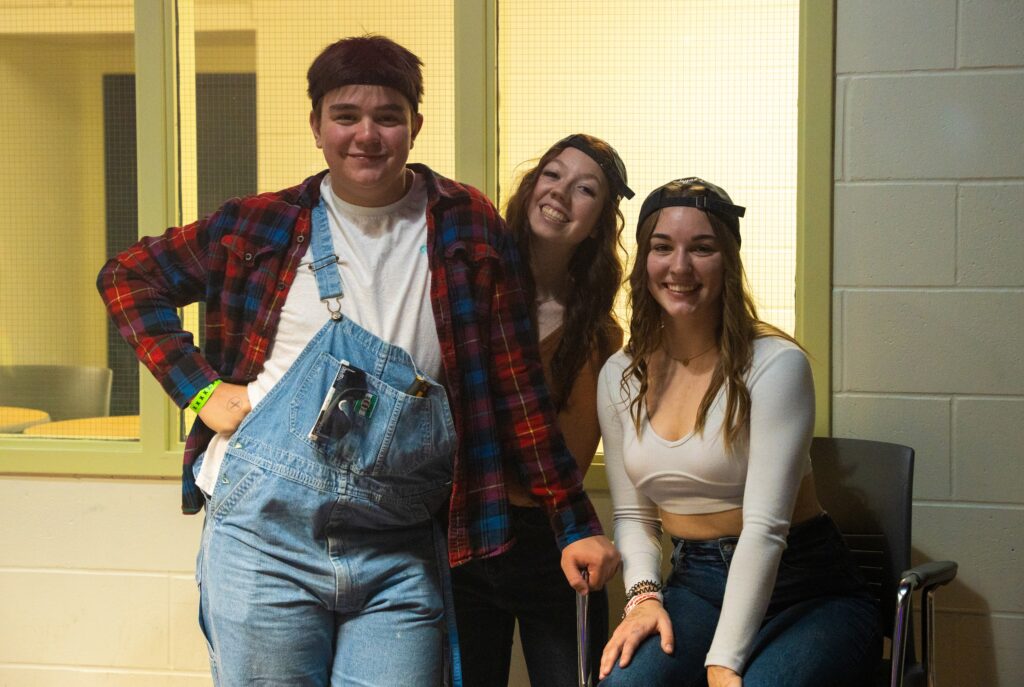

{"left": 623, "top": 591, "right": 664, "bottom": 618}
{"left": 625, "top": 579, "right": 662, "bottom": 600}
{"left": 188, "top": 379, "right": 223, "bottom": 413}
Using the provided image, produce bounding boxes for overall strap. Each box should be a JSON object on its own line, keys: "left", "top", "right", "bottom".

{"left": 308, "top": 198, "right": 344, "bottom": 320}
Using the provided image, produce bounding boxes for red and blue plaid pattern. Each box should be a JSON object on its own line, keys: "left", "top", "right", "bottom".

{"left": 98, "top": 165, "right": 601, "bottom": 565}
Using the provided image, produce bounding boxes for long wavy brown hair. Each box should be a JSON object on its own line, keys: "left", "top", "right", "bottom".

{"left": 622, "top": 179, "right": 799, "bottom": 449}
{"left": 505, "top": 135, "right": 625, "bottom": 410}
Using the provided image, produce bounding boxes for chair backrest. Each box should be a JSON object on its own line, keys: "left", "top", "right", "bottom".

{"left": 810, "top": 436, "right": 913, "bottom": 640}
{"left": 0, "top": 365, "right": 113, "bottom": 421}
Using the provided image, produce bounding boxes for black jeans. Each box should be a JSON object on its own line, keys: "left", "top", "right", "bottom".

{"left": 452, "top": 506, "right": 609, "bottom": 687}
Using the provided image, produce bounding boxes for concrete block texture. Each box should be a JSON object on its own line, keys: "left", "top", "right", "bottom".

{"left": 958, "top": 0, "right": 1024, "bottom": 67}
{"left": 958, "top": 183, "right": 1024, "bottom": 286}
{"left": 937, "top": 612, "right": 1024, "bottom": 687}
{"left": 946, "top": 614, "right": 1024, "bottom": 687}
{"left": 0, "top": 669, "right": 210, "bottom": 687}
{"left": 0, "top": 477, "right": 202, "bottom": 572}
{"left": 836, "top": 0, "right": 956, "bottom": 73}
{"left": 833, "top": 394, "right": 951, "bottom": 499}
{"left": 953, "top": 397, "right": 1024, "bottom": 503}
{"left": 169, "top": 576, "right": 210, "bottom": 672}
{"left": 913, "top": 504, "right": 1024, "bottom": 613}
{"left": 832, "top": 291, "right": 844, "bottom": 392}
{"left": 845, "top": 72, "right": 1024, "bottom": 180}
{"left": 0, "top": 570, "right": 171, "bottom": 667}
{"left": 834, "top": 77, "right": 846, "bottom": 180}
{"left": 834, "top": 183, "right": 956, "bottom": 286}
{"left": 842, "top": 290, "right": 1024, "bottom": 394}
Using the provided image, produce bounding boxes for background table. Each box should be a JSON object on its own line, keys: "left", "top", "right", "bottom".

{"left": 22, "top": 415, "right": 140, "bottom": 440}
{"left": 0, "top": 406, "right": 51, "bottom": 433}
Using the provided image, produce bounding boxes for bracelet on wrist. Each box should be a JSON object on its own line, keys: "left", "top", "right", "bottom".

{"left": 623, "top": 591, "right": 664, "bottom": 618}
{"left": 625, "top": 579, "right": 662, "bottom": 601}
{"left": 189, "top": 380, "right": 223, "bottom": 413}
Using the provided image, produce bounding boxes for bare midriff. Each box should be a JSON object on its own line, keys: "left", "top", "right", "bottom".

{"left": 659, "top": 473, "right": 824, "bottom": 541}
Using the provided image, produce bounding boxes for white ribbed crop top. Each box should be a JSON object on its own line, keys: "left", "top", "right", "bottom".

{"left": 597, "top": 336, "right": 815, "bottom": 673}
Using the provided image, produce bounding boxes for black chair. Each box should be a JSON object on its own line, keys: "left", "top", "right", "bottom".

{"left": 0, "top": 364, "right": 113, "bottom": 421}
{"left": 810, "top": 437, "right": 958, "bottom": 687}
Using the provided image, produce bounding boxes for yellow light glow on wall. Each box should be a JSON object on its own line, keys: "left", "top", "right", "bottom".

{"left": 498, "top": 0, "right": 800, "bottom": 334}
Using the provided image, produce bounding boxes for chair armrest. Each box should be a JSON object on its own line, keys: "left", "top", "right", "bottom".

{"left": 891, "top": 561, "right": 957, "bottom": 687}
{"left": 900, "top": 560, "right": 958, "bottom": 590}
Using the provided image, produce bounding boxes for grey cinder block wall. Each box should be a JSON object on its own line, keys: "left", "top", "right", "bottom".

{"left": 833, "top": 1, "right": 1024, "bottom": 684}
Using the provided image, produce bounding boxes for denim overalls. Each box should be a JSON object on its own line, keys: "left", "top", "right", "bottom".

{"left": 196, "top": 198, "right": 460, "bottom": 686}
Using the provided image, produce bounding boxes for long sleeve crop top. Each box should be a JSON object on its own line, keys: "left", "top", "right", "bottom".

{"left": 597, "top": 336, "right": 815, "bottom": 673}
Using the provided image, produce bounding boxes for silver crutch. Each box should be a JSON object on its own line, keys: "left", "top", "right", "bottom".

{"left": 576, "top": 568, "right": 592, "bottom": 687}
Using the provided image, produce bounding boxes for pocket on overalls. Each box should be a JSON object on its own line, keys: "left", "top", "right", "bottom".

{"left": 289, "top": 351, "right": 435, "bottom": 476}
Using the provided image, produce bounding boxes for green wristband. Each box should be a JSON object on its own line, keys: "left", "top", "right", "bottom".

{"left": 189, "top": 380, "right": 223, "bottom": 413}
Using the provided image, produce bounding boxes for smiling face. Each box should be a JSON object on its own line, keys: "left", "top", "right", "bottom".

{"left": 645, "top": 206, "right": 725, "bottom": 325}
{"left": 309, "top": 84, "right": 423, "bottom": 207}
{"left": 526, "top": 147, "right": 609, "bottom": 251}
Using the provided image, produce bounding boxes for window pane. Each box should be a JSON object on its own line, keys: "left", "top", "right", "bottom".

{"left": 498, "top": 0, "right": 800, "bottom": 333}
{"left": 0, "top": 4, "right": 138, "bottom": 440}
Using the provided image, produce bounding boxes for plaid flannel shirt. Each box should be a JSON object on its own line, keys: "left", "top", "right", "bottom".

{"left": 97, "top": 164, "right": 602, "bottom": 565}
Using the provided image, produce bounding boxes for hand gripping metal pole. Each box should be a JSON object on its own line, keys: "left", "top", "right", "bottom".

{"left": 576, "top": 568, "right": 592, "bottom": 687}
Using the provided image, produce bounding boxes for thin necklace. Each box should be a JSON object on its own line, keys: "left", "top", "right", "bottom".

{"left": 664, "top": 341, "right": 717, "bottom": 367}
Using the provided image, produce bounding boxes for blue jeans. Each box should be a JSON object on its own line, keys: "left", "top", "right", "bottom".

{"left": 452, "top": 506, "right": 609, "bottom": 687}
{"left": 600, "top": 514, "right": 882, "bottom": 687}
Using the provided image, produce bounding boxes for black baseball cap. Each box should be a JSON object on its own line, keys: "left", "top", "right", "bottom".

{"left": 637, "top": 177, "right": 745, "bottom": 244}
{"left": 557, "top": 134, "right": 635, "bottom": 200}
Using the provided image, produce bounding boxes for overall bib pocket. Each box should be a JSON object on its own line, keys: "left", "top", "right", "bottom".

{"left": 288, "top": 350, "right": 440, "bottom": 476}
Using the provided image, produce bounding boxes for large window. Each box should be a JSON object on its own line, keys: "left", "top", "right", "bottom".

{"left": 0, "top": 0, "right": 821, "bottom": 474}
{"left": 498, "top": 0, "right": 800, "bottom": 332}
{"left": 0, "top": 3, "right": 138, "bottom": 442}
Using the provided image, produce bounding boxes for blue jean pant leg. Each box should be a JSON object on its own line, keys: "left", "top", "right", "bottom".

{"left": 200, "top": 451, "right": 450, "bottom": 687}
{"left": 742, "top": 595, "right": 882, "bottom": 687}
{"left": 331, "top": 523, "right": 447, "bottom": 687}
{"left": 199, "top": 455, "right": 338, "bottom": 687}
{"left": 598, "top": 541, "right": 725, "bottom": 687}
{"left": 453, "top": 506, "right": 608, "bottom": 687}
{"left": 601, "top": 514, "right": 880, "bottom": 687}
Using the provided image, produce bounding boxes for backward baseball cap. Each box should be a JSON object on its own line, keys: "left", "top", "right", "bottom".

{"left": 637, "top": 177, "right": 745, "bottom": 245}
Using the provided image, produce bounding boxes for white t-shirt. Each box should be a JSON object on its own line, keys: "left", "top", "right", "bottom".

{"left": 597, "top": 336, "right": 815, "bottom": 673}
{"left": 196, "top": 171, "right": 440, "bottom": 495}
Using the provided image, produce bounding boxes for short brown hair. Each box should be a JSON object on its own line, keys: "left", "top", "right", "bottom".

{"left": 307, "top": 34, "right": 424, "bottom": 116}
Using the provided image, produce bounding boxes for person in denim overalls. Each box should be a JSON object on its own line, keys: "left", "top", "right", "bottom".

{"left": 99, "top": 35, "right": 618, "bottom": 687}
